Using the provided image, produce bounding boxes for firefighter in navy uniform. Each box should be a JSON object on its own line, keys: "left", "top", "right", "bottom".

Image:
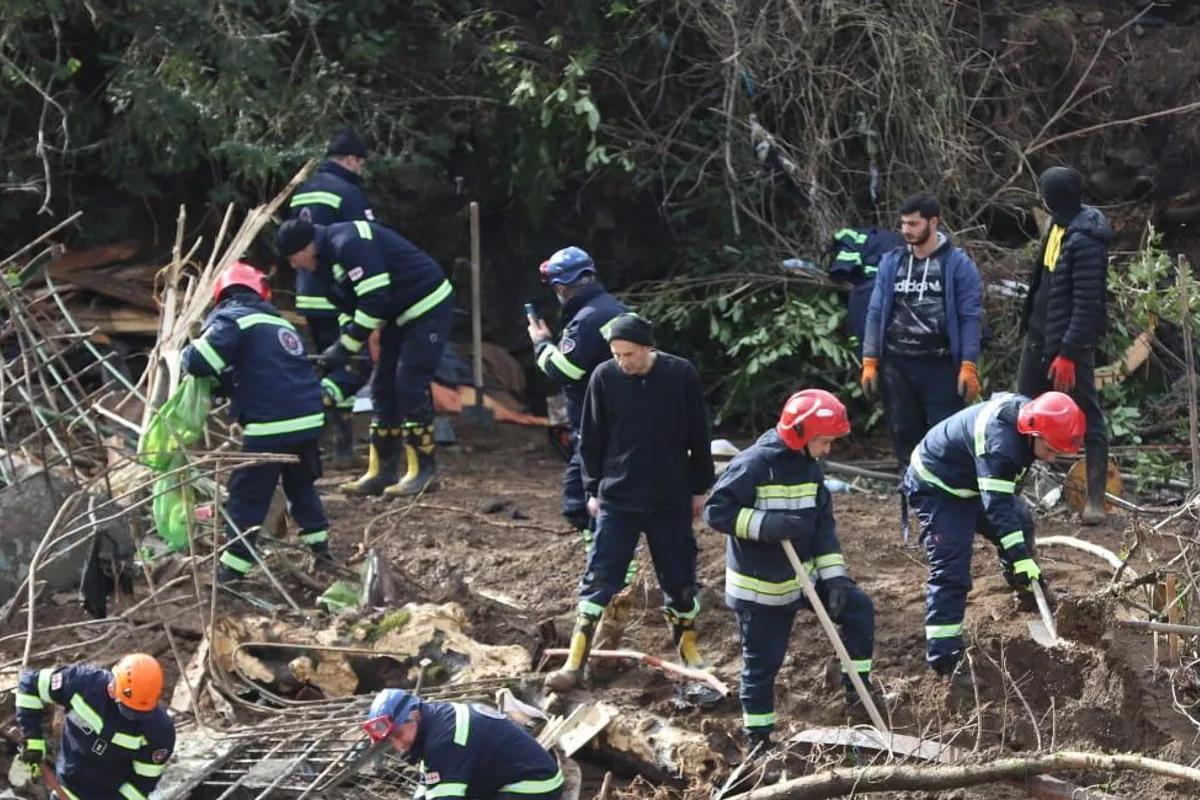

{"left": 182, "top": 262, "right": 332, "bottom": 583}
{"left": 16, "top": 653, "right": 175, "bottom": 800}
{"left": 526, "top": 246, "right": 627, "bottom": 544}
{"left": 903, "top": 391, "right": 1085, "bottom": 680}
{"left": 704, "top": 389, "right": 876, "bottom": 746}
{"left": 277, "top": 217, "right": 453, "bottom": 497}
{"left": 288, "top": 125, "right": 375, "bottom": 465}
{"left": 363, "top": 689, "right": 564, "bottom": 800}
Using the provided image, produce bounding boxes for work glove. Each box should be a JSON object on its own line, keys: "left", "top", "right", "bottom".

{"left": 1047, "top": 355, "right": 1076, "bottom": 393}
{"left": 320, "top": 341, "right": 352, "bottom": 373}
{"left": 957, "top": 360, "right": 981, "bottom": 404}
{"left": 19, "top": 739, "right": 46, "bottom": 780}
{"left": 758, "top": 511, "right": 812, "bottom": 545}
{"left": 821, "top": 575, "right": 854, "bottom": 619}
{"left": 859, "top": 357, "right": 879, "bottom": 397}
{"left": 1010, "top": 557, "right": 1042, "bottom": 589}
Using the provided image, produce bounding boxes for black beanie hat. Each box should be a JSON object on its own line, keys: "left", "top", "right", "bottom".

{"left": 605, "top": 313, "right": 655, "bottom": 347}
{"left": 277, "top": 219, "right": 316, "bottom": 257}
{"left": 326, "top": 125, "right": 368, "bottom": 158}
{"left": 1038, "top": 166, "right": 1083, "bottom": 221}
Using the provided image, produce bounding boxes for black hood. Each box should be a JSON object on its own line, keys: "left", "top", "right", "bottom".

{"left": 1066, "top": 205, "right": 1112, "bottom": 245}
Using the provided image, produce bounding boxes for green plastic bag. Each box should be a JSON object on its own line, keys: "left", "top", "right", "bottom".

{"left": 152, "top": 471, "right": 192, "bottom": 551}
{"left": 138, "top": 375, "right": 213, "bottom": 471}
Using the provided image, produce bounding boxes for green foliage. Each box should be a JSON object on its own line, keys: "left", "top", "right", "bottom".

{"left": 631, "top": 247, "right": 858, "bottom": 428}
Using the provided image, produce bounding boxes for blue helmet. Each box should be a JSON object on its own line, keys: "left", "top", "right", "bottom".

{"left": 363, "top": 688, "right": 420, "bottom": 742}
{"left": 539, "top": 246, "right": 596, "bottom": 286}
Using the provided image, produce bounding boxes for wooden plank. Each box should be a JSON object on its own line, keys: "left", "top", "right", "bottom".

{"left": 46, "top": 240, "right": 139, "bottom": 275}
{"left": 61, "top": 268, "right": 159, "bottom": 310}
{"left": 69, "top": 306, "right": 159, "bottom": 335}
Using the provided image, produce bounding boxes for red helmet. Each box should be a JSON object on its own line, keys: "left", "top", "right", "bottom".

{"left": 1017, "top": 391, "right": 1085, "bottom": 454}
{"left": 776, "top": 389, "right": 851, "bottom": 451}
{"left": 213, "top": 261, "right": 271, "bottom": 303}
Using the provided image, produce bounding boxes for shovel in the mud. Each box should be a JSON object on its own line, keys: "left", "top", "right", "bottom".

{"left": 1026, "top": 581, "right": 1060, "bottom": 647}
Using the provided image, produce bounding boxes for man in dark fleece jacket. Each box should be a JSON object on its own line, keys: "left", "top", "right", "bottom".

{"left": 1018, "top": 166, "right": 1111, "bottom": 525}
{"left": 546, "top": 313, "right": 715, "bottom": 691}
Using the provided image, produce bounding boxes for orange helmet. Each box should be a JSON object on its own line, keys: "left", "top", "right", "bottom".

{"left": 776, "top": 389, "right": 851, "bottom": 451}
{"left": 1017, "top": 391, "right": 1085, "bottom": 454}
{"left": 110, "top": 653, "right": 163, "bottom": 716}
{"left": 213, "top": 261, "right": 271, "bottom": 303}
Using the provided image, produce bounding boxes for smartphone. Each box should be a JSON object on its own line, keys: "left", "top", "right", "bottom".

{"left": 524, "top": 302, "right": 540, "bottom": 323}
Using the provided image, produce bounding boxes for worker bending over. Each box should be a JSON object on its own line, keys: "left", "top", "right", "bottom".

{"left": 182, "top": 262, "right": 333, "bottom": 583}
{"left": 16, "top": 653, "right": 175, "bottom": 800}
{"left": 277, "top": 217, "right": 453, "bottom": 497}
{"left": 705, "top": 389, "right": 875, "bottom": 746}
{"left": 363, "top": 688, "right": 563, "bottom": 800}
{"left": 904, "top": 391, "right": 1084, "bottom": 680}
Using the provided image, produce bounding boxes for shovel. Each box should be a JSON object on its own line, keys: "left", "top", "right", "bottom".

{"left": 460, "top": 200, "right": 494, "bottom": 430}
{"left": 1026, "top": 580, "right": 1060, "bottom": 647}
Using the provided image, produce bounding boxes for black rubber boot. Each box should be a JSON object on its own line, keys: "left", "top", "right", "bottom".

{"left": 341, "top": 426, "right": 401, "bottom": 495}
{"left": 1081, "top": 452, "right": 1108, "bottom": 526}
{"left": 385, "top": 424, "right": 439, "bottom": 497}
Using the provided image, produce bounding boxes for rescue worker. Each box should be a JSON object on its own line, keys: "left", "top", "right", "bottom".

{"left": 904, "top": 391, "right": 1085, "bottom": 679}
{"left": 15, "top": 653, "right": 175, "bottom": 800}
{"left": 289, "top": 125, "right": 375, "bottom": 466}
{"left": 182, "top": 262, "right": 332, "bottom": 582}
{"left": 276, "top": 217, "right": 453, "bottom": 497}
{"left": 704, "top": 390, "right": 875, "bottom": 746}
{"left": 1018, "top": 166, "right": 1112, "bottom": 525}
{"left": 526, "top": 246, "right": 626, "bottom": 546}
{"left": 363, "top": 688, "right": 563, "bottom": 800}
{"left": 861, "top": 193, "right": 984, "bottom": 468}
{"left": 545, "top": 314, "right": 714, "bottom": 691}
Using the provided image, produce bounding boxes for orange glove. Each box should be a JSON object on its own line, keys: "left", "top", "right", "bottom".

{"left": 958, "top": 360, "right": 981, "bottom": 403}
{"left": 860, "top": 357, "right": 879, "bottom": 397}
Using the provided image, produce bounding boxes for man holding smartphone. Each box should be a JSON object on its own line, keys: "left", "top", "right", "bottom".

{"left": 527, "top": 246, "right": 626, "bottom": 548}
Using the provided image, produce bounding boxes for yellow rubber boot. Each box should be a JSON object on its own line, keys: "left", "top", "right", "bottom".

{"left": 666, "top": 608, "right": 709, "bottom": 670}
{"left": 341, "top": 427, "right": 401, "bottom": 495}
{"left": 545, "top": 613, "right": 597, "bottom": 692}
{"left": 384, "top": 424, "right": 438, "bottom": 496}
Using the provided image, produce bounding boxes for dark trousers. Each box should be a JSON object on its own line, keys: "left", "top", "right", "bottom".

{"left": 221, "top": 438, "right": 329, "bottom": 575}
{"left": 734, "top": 584, "right": 875, "bottom": 732}
{"left": 371, "top": 298, "right": 454, "bottom": 428}
{"left": 1016, "top": 335, "right": 1108, "bottom": 465}
{"left": 905, "top": 474, "right": 1035, "bottom": 673}
{"left": 561, "top": 435, "right": 590, "bottom": 530}
{"left": 578, "top": 506, "right": 697, "bottom": 618}
{"left": 307, "top": 315, "right": 367, "bottom": 409}
{"left": 880, "top": 355, "right": 963, "bottom": 468}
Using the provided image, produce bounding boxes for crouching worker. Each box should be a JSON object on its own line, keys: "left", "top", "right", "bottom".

{"left": 16, "top": 653, "right": 175, "bottom": 800}
{"left": 904, "top": 391, "right": 1084, "bottom": 681}
{"left": 182, "top": 262, "right": 333, "bottom": 583}
{"left": 364, "top": 689, "right": 564, "bottom": 800}
{"left": 704, "top": 390, "right": 876, "bottom": 747}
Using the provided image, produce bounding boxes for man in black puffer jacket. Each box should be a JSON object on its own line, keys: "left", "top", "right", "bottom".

{"left": 1018, "top": 166, "right": 1111, "bottom": 524}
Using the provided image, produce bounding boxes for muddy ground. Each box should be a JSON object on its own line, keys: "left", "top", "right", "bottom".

{"left": 3, "top": 421, "right": 1199, "bottom": 798}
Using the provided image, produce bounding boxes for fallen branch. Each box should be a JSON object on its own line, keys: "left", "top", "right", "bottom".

{"left": 541, "top": 647, "right": 730, "bottom": 697}
{"left": 727, "top": 750, "right": 1199, "bottom": 800}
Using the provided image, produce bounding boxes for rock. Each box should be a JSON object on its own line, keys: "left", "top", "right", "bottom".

{"left": 1082, "top": 11, "right": 1104, "bottom": 25}
{"left": 0, "top": 457, "right": 133, "bottom": 605}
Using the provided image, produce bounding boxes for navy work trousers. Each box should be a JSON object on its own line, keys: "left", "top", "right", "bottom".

{"left": 905, "top": 473, "right": 1035, "bottom": 673}
{"left": 221, "top": 437, "right": 329, "bottom": 575}
{"left": 578, "top": 506, "right": 697, "bottom": 619}
{"left": 371, "top": 298, "right": 454, "bottom": 428}
{"left": 733, "top": 583, "right": 874, "bottom": 733}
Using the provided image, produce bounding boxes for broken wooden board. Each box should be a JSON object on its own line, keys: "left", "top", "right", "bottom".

{"left": 546, "top": 702, "right": 619, "bottom": 758}
{"left": 69, "top": 305, "right": 160, "bottom": 335}
{"left": 45, "top": 240, "right": 140, "bottom": 277}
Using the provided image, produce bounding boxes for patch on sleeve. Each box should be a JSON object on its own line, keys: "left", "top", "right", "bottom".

{"left": 423, "top": 771, "right": 441, "bottom": 785}
{"left": 50, "top": 672, "right": 63, "bottom": 691}
{"left": 152, "top": 748, "right": 170, "bottom": 764}
{"left": 348, "top": 266, "right": 364, "bottom": 282}
{"left": 559, "top": 337, "right": 576, "bottom": 354}
{"left": 364, "top": 209, "right": 375, "bottom": 221}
